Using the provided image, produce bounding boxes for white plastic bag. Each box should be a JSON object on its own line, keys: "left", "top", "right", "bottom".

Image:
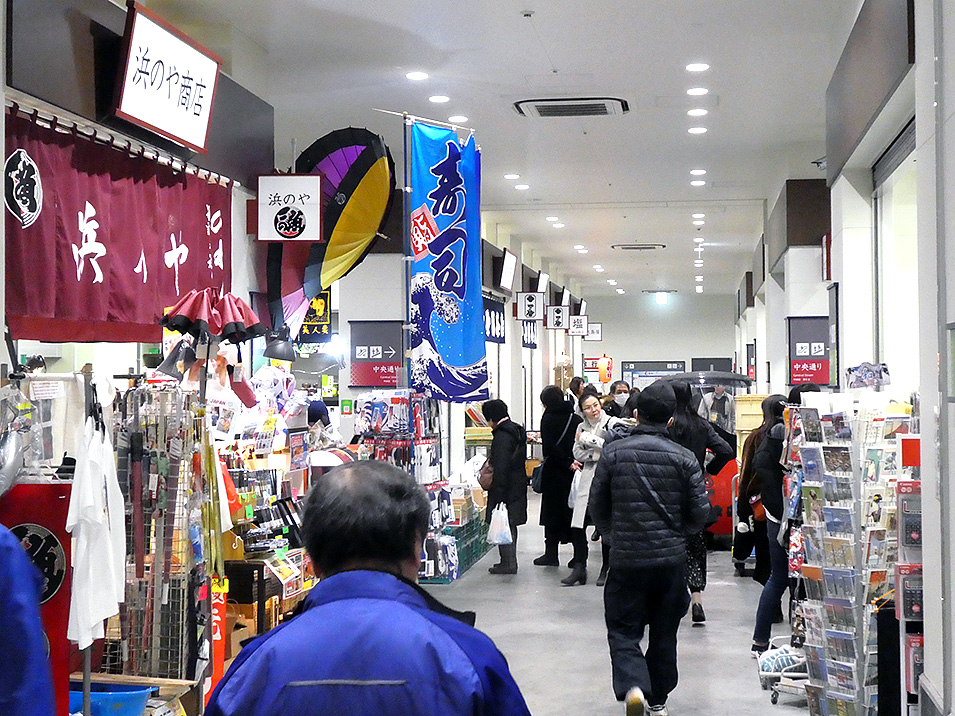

{"left": 567, "top": 469, "right": 582, "bottom": 508}
{"left": 486, "top": 504, "right": 512, "bottom": 545}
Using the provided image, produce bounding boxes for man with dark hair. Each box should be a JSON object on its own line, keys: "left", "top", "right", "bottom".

{"left": 206, "top": 461, "right": 531, "bottom": 716}
{"left": 588, "top": 380, "right": 711, "bottom": 716}
{"left": 605, "top": 380, "right": 632, "bottom": 418}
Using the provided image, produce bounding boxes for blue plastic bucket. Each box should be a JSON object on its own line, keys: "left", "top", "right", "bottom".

{"left": 68, "top": 683, "right": 153, "bottom": 716}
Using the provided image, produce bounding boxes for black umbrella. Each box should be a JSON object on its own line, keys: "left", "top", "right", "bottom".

{"left": 661, "top": 371, "right": 753, "bottom": 388}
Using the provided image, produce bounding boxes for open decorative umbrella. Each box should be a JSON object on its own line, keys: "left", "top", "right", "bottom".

{"left": 267, "top": 127, "right": 396, "bottom": 335}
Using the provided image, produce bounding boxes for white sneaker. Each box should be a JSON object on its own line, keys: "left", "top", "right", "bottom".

{"left": 624, "top": 688, "right": 646, "bottom": 716}
{"left": 647, "top": 706, "right": 669, "bottom": 716}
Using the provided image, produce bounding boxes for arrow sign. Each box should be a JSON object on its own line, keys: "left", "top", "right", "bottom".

{"left": 384, "top": 346, "right": 396, "bottom": 358}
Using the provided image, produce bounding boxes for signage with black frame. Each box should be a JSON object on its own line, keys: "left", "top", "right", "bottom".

{"left": 827, "top": 283, "right": 839, "bottom": 388}
{"left": 787, "top": 316, "right": 830, "bottom": 386}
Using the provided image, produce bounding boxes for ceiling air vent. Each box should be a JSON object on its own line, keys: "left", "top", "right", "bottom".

{"left": 514, "top": 97, "right": 629, "bottom": 118}
{"left": 611, "top": 243, "right": 666, "bottom": 251}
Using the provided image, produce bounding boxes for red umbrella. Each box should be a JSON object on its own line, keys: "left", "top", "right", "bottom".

{"left": 159, "top": 287, "right": 219, "bottom": 341}
{"left": 215, "top": 293, "right": 267, "bottom": 344}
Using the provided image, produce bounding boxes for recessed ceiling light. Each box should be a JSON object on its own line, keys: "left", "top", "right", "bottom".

{"left": 696, "top": 285, "right": 704, "bottom": 293}
{"left": 405, "top": 71, "right": 429, "bottom": 81}
{"left": 690, "top": 169, "right": 707, "bottom": 176}
{"left": 616, "top": 289, "right": 626, "bottom": 294}
{"left": 595, "top": 267, "right": 605, "bottom": 272}
{"left": 694, "top": 260, "right": 704, "bottom": 267}
{"left": 514, "top": 184, "right": 530, "bottom": 190}
{"left": 429, "top": 95, "right": 450, "bottom": 103}
{"left": 688, "top": 127, "right": 708, "bottom": 135}
{"left": 695, "top": 276, "right": 704, "bottom": 282}
{"left": 693, "top": 220, "right": 705, "bottom": 226}
{"left": 655, "top": 292, "right": 669, "bottom": 305}
{"left": 695, "top": 247, "right": 704, "bottom": 254}
{"left": 448, "top": 115, "right": 468, "bottom": 123}
{"left": 692, "top": 213, "right": 705, "bottom": 218}
{"left": 690, "top": 180, "right": 706, "bottom": 187}
{"left": 573, "top": 245, "right": 585, "bottom": 250}
{"left": 607, "top": 280, "right": 617, "bottom": 285}
{"left": 694, "top": 237, "right": 705, "bottom": 243}
{"left": 546, "top": 216, "right": 559, "bottom": 222}
{"left": 552, "top": 223, "right": 565, "bottom": 228}
{"left": 593, "top": 264, "right": 602, "bottom": 269}
{"left": 577, "top": 249, "right": 589, "bottom": 254}
{"left": 687, "top": 87, "right": 709, "bottom": 96}
{"left": 687, "top": 109, "right": 708, "bottom": 117}
{"left": 504, "top": 173, "right": 520, "bottom": 180}
{"left": 686, "top": 63, "right": 710, "bottom": 72}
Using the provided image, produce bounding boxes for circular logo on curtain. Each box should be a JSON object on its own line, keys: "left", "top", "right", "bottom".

{"left": 11, "top": 523, "right": 67, "bottom": 603}
{"left": 4, "top": 148, "right": 43, "bottom": 229}
{"left": 274, "top": 205, "right": 306, "bottom": 239}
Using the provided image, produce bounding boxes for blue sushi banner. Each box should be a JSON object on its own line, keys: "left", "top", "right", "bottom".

{"left": 408, "top": 123, "right": 489, "bottom": 402}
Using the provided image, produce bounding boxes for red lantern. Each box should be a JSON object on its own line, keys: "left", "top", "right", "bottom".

{"left": 598, "top": 354, "right": 613, "bottom": 384}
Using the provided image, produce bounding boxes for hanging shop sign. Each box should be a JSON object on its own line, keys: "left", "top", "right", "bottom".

{"left": 409, "top": 123, "right": 489, "bottom": 402}
{"left": 521, "top": 320, "right": 538, "bottom": 349}
{"left": 787, "top": 316, "right": 830, "bottom": 385}
{"left": 297, "top": 290, "right": 331, "bottom": 343}
{"left": 4, "top": 111, "right": 231, "bottom": 343}
{"left": 568, "top": 314, "right": 588, "bottom": 337}
{"left": 115, "top": 2, "right": 222, "bottom": 153}
{"left": 350, "top": 320, "right": 402, "bottom": 387}
{"left": 515, "top": 292, "right": 545, "bottom": 321}
{"left": 257, "top": 175, "right": 322, "bottom": 242}
{"left": 621, "top": 360, "right": 686, "bottom": 389}
{"left": 546, "top": 304, "right": 570, "bottom": 330}
{"left": 483, "top": 297, "right": 506, "bottom": 344}
{"left": 584, "top": 322, "right": 602, "bottom": 341}
{"left": 746, "top": 342, "right": 757, "bottom": 381}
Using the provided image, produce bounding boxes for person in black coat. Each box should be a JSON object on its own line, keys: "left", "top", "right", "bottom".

{"left": 481, "top": 400, "right": 528, "bottom": 575}
{"left": 603, "top": 380, "right": 632, "bottom": 418}
{"left": 667, "top": 381, "right": 734, "bottom": 624}
{"left": 534, "top": 385, "right": 583, "bottom": 571}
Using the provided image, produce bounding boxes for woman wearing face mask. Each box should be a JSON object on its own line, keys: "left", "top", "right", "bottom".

{"left": 569, "top": 391, "right": 623, "bottom": 586}
{"left": 603, "top": 381, "right": 631, "bottom": 418}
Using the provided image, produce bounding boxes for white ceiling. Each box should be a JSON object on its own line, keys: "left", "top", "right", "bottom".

{"left": 148, "top": 0, "right": 862, "bottom": 299}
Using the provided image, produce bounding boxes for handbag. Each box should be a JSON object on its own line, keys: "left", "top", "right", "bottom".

{"left": 478, "top": 460, "right": 494, "bottom": 491}
{"left": 749, "top": 494, "right": 767, "bottom": 522}
{"left": 487, "top": 504, "right": 513, "bottom": 545}
{"left": 533, "top": 414, "right": 575, "bottom": 495}
{"left": 567, "top": 469, "right": 582, "bottom": 508}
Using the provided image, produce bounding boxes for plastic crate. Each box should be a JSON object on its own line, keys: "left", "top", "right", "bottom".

{"left": 736, "top": 394, "right": 768, "bottom": 432}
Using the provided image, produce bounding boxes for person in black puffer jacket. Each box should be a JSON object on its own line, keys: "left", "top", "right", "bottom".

{"left": 482, "top": 400, "right": 528, "bottom": 575}
{"left": 588, "top": 380, "right": 710, "bottom": 711}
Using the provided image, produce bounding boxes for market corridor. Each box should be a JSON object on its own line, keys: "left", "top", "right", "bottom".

{"left": 428, "top": 491, "right": 805, "bottom": 716}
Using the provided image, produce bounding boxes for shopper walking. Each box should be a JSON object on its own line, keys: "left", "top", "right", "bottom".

{"left": 749, "top": 394, "right": 790, "bottom": 656}
{"left": 667, "top": 381, "right": 734, "bottom": 624}
{"left": 572, "top": 391, "right": 623, "bottom": 586}
{"left": 588, "top": 381, "right": 711, "bottom": 714}
{"left": 534, "top": 385, "right": 583, "bottom": 577}
{"left": 206, "top": 461, "right": 531, "bottom": 716}
{"left": 604, "top": 380, "right": 632, "bottom": 418}
{"left": 481, "top": 399, "right": 528, "bottom": 575}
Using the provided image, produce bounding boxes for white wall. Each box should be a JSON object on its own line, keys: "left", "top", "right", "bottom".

{"left": 584, "top": 292, "right": 737, "bottom": 380}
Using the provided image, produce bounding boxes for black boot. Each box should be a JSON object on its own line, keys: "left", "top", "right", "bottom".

{"left": 560, "top": 564, "right": 587, "bottom": 586}
{"left": 595, "top": 542, "right": 610, "bottom": 586}
{"left": 533, "top": 539, "right": 558, "bottom": 566}
{"left": 490, "top": 535, "right": 518, "bottom": 574}
{"left": 595, "top": 565, "right": 609, "bottom": 587}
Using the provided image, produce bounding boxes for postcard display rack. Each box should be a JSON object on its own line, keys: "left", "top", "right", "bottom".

{"left": 794, "top": 402, "right": 919, "bottom": 716}
{"left": 352, "top": 390, "right": 465, "bottom": 582}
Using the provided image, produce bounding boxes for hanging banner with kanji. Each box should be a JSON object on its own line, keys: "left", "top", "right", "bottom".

{"left": 4, "top": 110, "right": 231, "bottom": 342}
{"left": 408, "top": 123, "right": 488, "bottom": 402}
{"left": 297, "top": 290, "right": 332, "bottom": 343}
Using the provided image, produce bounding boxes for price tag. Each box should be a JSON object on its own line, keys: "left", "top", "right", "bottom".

{"left": 245, "top": 505, "right": 254, "bottom": 520}
{"left": 29, "top": 381, "right": 66, "bottom": 401}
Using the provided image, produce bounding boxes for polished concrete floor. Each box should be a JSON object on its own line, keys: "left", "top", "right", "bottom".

{"left": 425, "top": 492, "right": 806, "bottom": 716}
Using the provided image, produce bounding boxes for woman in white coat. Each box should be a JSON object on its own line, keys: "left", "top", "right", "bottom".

{"left": 569, "top": 390, "right": 623, "bottom": 586}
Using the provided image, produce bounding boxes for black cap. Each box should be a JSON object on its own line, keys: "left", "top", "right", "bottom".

{"left": 636, "top": 381, "right": 676, "bottom": 424}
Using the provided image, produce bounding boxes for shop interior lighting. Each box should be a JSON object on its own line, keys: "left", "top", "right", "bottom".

{"left": 595, "top": 267, "right": 605, "bottom": 272}
{"left": 696, "top": 285, "right": 704, "bottom": 293}
{"left": 692, "top": 213, "right": 705, "bottom": 218}
{"left": 448, "top": 115, "right": 468, "bottom": 123}
{"left": 694, "top": 236, "right": 705, "bottom": 243}
{"left": 693, "top": 220, "right": 705, "bottom": 225}
{"left": 695, "top": 275, "right": 704, "bottom": 282}
{"left": 686, "top": 63, "right": 710, "bottom": 72}
{"left": 515, "top": 184, "right": 530, "bottom": 190}
{"left": 694, "top": 260, "right": 704, "bottom": 267}
{"left": 577, "top": 248, "right": 589, "bottom": 254}
{"left": 264, "top": 326, "right": 296, "bottom": 362}
{"left": 690, "top": 180, "right": 706, "bottom": 187}
{"left": 655, "top": 292, "right": 669, "bottom": 305}
{"left": 552, "top": 223, "right": 565, "bottom": 228}
{"left": 504, "top": 173, "right": 521, "bottom": 180}
{"left": 616, "top": 288, "right": 626, "bottom": 294}
{"left": 687, "top": 87, "right": 709, "bottom": 96}
{"left": 573, "top": 244, "right": 585, "bottom": 250}
{"left": 607, "top": 279, "right": 618, "bottom": 285}
{"left": 688, "top": 127, "right": 708, "bottom": 135}
{"left": 546, "top": 216, "right": 559, "bottom": 222}
{"left": 405, "top": 71, "right": 429, "bottom": 81}
{"left": 429, "top": 95, "right": 450, "bottom": 103}
{"left": 687, "top": 109, "right": 708, "bottom": 117}
{"left": 690, "top": 169, "right": 707, "bottom": 176}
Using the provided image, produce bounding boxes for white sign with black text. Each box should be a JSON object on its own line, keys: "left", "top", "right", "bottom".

{"left": 258, "top": 175, "right": 323, "bottom": 242}
{"left": 546, "top": 305, "right": 570, "bottom": 330}
{"left": 584, "top": 322, "right": 603, "bottom": 342}
{"left": 516, "top": 292, "right": 545, "bottom": 321}
{"left": 568, "top": 315, "right": 588, "bottom": 336}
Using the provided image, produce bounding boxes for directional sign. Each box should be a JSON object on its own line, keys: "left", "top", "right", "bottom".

{"left": 584, "top": 322, "right": 603, "bottom": 342}
{"left": 516, "top": 292, "right": 545, "bottom": 321}
{"left": 349, "top": 320, "right": 403, "bottom": 387}
{"left": 546, "top": 305, "right": 569, "bottom": 330}
{"left": 568, "top": 314, "right": 588, "bottom": 336}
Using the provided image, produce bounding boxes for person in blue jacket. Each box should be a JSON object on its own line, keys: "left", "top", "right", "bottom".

{"left": 206, "top": 460, "right": 531, "bottom": 716}
{"left": 0, "top": 523, "right": 56, "bottom": 716}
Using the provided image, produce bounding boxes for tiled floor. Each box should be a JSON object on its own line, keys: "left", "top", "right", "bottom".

{"left": 425, "top": 492, "right": 805, "bottom": 715}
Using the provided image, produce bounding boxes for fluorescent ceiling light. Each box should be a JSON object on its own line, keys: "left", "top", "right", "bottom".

{"left": 405, "top": 71, "right": 429, "bottom": 81}
{"left": 693, "top": 220, "right": 705, "bottom": 226}
{"left": 690, "top": 180, "right": 706, "bottom": 187}
{"left": 515, "top": 184, "right": 530, "bottom": 190}
{"left": 687, "top": 109, "right": 708, "bottom": 117}
{"left": 687, "top": 87, "right": 709, "bottom": 96}
{"left": 695, "top": 276, "right": 703, "bottom": 281}
{"left": 694, "top": 260, "right": 704, "bottom": 266}
{"left": 504, "top": 173, "right": 520, "bottom": 180}
{"left": 692, "top": 213, "right": 705, "bottom": 218}
{"left": 577, "top": 249, "right": 589, "bottom": 254}
{"left": 616, "top": 289, "right": 626, "bottom": 294}
{"left": 690, "top": 169, "right": 707, "bottom": 176}
{"left": 552, "top": 223, "right": 565, "bottom": 228}
{"left": 655, "top": 292, "right": 668, "bottom": 305}
{"left": 607, "top": 280, "right": 617, "bottom": 285}
{"left": 595, "top": 267, "right": 605, "bottom": 272}
{"left": 573, "top": 245, "right": 585, "bottom": 250}
{"left": 593, "top": 264, "right": 602, "bottom": 269}
{"left": 694, "top": 237, "right": 705, "bottom": 243}
{"left": 429, "top": 95, "right": 450, "bottom": 103}
{"left": 696, "top": 285, "right": 704, "bottom": 293}
{"left": 546, "top": 216, "right": 559, "bottom": 222}
{"left": 688, "top": 127, "right": 708, "bottom": 135}
{"left": 686, "top": 63, "right": 710, "bottom": 72}
{"left": 448, "top": 115, "right": 468, "bottom": 123}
